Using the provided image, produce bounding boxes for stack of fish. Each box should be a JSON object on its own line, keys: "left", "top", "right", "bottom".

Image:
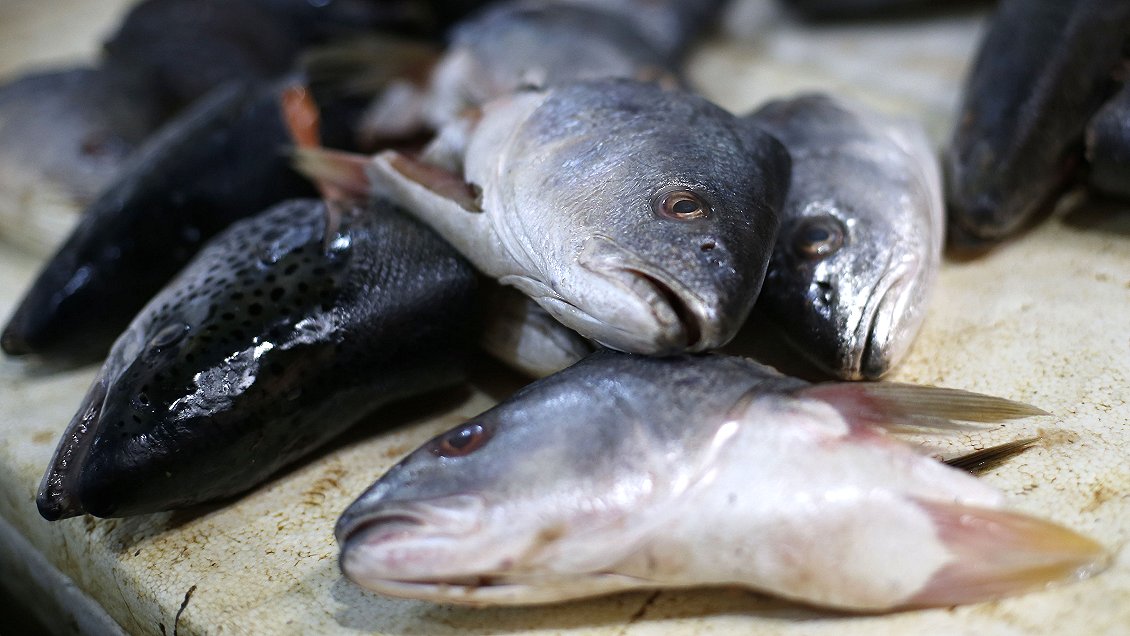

{"left": 0, "top": 0, "right": 1122, "bottom": 615}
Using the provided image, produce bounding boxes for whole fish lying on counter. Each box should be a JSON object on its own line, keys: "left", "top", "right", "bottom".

{"left": 747, "top": 93, "right": 943, "bottom": 380}
{"left": 358, "top": 0, "right": 722, "bottom": 140}
{"left": 945, "top": 0, "right": 1130, "bottom": 247}
{"left": 1, "top": 80, "right": 365, "bottom": 363}
{"left": 37, "top": 198, "right": 477, "bottom": 519}
{"left": 300, "top": 78, "right": 791, "bottom": 355}
{"left": 337, "top": 351, "right": 1107, "bottom": 610}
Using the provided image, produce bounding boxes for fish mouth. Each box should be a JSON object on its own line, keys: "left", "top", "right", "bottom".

{"left": 36, "top": 370, "right": 111, "bottom": 520}
{"left": 845, "top": 260, "right": 921, "bottom": 380}
{"left": 578, "top": 236, "right": 712, "bottom": 354}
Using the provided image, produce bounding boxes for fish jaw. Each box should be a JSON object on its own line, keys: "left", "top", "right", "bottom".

{"left": 842, "top": 258, "right": 923, "bottom": 380}
{"left": 571, "top": 235, "right": 730, "bottom": 354}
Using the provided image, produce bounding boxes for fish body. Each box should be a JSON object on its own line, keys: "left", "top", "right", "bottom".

{"left": 479, "top": 284, "right": 593, "bottom": 378}
{"left": 362, "top": 1, "right": 679, "bottom": 139}
{"left": 1, "top": 80, "right": 363, "bottom": 361}
{"left": 1085, "top": 82, "right": 1130, "bottom": 200}
{"left": 945, "top": 0, "right": 1130, "bottom": 246}
{"left": 780, "top": 0, "right": 948, "bottom": 19}
{"left": 0, "top": 67, "right": 163, "bottom": 217}
{"left": 559, "top": 0, "right": 727, "bottom": 60}
{"left": 363, "top": 79, "right": 790, "bottom": 355}
{"left": 748, "top": 94, "right": 943, "bottom": 380}
{"left": 337, "top": 351, "right": 1105, "bottom": 610}
{"left": 37, "top": 198, "right": 478, "bottom": 520}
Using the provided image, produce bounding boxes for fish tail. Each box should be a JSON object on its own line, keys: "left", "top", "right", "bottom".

{"left": 944, "top": 437, "right": 1040, "bottom": 476}
{"left": 905, "top": 499, "right": 1109, "bottom": 607}
{"left": 281, "top": 83, "right": 322, "bottom": 150}
{"left": 804, "top": 382, "right": 1049, "bottom": 432}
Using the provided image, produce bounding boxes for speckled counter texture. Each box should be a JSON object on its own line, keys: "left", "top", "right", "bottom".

{"left": 1, "top": 2, "right": 1127, "bottom": 634}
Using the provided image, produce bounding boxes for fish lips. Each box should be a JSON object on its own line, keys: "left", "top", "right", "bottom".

{"left": 840, "top": 259, "right": 923, "bottom": 380}
{"left": 575, "top": 235, "right": 733, "bottom": 354}
{"left": 36, "top": 367, "right": 112, "bottom": 520}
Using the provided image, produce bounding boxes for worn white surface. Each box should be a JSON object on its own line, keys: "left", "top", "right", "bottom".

{"left": 0, "top": 1, "right": 1127, "bottom": 634}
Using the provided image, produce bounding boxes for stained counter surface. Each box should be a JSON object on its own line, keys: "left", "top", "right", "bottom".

{"left": 1, "top": 2, "right": 1127, "bottom": 634}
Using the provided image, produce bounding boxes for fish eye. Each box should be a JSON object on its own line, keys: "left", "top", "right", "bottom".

{"left": 148, "top": 323, "right": 189, "bottom": 350}
{"left": 793, "top": 217, "right": 845, "bottom": 259}
{"left": 431, "top": 422, "right": 490, "bottom": 458}
{"left": 653, "top": 188, "right": 710, "bottom": 221}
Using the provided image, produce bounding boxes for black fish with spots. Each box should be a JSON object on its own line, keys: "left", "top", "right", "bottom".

{"left": 1, "top": 80, "right": 364, "bottom": 362}
{"left": 36, "top": 198, "right": 478, "bottom": 520}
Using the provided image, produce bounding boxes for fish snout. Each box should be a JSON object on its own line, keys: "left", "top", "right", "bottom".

{"left": 848, "top": 259, "right": 923, "bottom": 380}
{"left": 578, "top": 236, "right": 727, "bottom": 354}
{"left": 36, "top": 371, "right": 111, "bottom": 520}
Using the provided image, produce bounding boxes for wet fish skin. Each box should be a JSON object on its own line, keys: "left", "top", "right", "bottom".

{"left": 945, "top": 0, "right": 1130, "bottom": 246}
{"left": 0, "top": 67, "right": 164, "bottom": 206}
{"left": 1, "top": 80, "right": 364, "bottom": 362}
{"left": 363, "top": 1, "right": 679, "bottom": 138}
{"left": 337, "top": 351, "right": 1104, "bottom": 609}
{"left": 366, "top": 79, "right": 790, "bottom": 355}
{"left": 1085, "top": 82, "right": 1130, "bottom": 200}
{"left": 36, "top": 198, "right": 478, "bottom": 520}
{"left": 748, "top": 94, "right": 943, "bottom": 380}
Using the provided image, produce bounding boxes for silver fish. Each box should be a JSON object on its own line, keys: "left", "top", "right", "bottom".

{"left": 336, "top": 351, "right": 1107, "bottom": 610}
{"left": 747, "top": 94, "right": 943, "bottom": 380}
{"left": 313, "top": 79, "right": 790, "bottom": 355}
{"left": 479, "top": 284, "right": 594, "bottom": 378}
{"left": 361, "top": 1, "right": 678, "bottom": 139}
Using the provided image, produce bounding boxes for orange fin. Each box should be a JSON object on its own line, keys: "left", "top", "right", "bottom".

{"left": 281, "top": 84, "right": 322, "bottom": 149}
{"left": 804, "top": 382, "right": 1049, "bottom": 433}
{"left": 906, "top": 500, "right": 1109, "bottom": 607}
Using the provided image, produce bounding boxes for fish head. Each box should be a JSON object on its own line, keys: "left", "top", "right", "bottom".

{"left": 764, "top": 192, "right": 935, "bottom": 380}
{"left": 336, "top": 365, "right": 684, "bottom": 602}
{"left": 483, "top": 80, "right": 789, "bottom": 354}
{"left": 36, "top": 200, "right": 351, "bottom": 518}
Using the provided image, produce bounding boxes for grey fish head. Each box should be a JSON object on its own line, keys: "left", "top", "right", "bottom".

{"left": 491, "top": 79, "right": 789, "bottom": 354}
{"left": 336, "top": 351, "right": 766, "bottom": 600}
{"left": 763, "top": 194, "right": 933, "bottom": 380}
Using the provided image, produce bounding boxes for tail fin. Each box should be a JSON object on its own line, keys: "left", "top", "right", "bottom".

{"left": 944, "top": 437, "right": 1040, "bottom": 476}
{"left": 291, "top": 147, "right": 374, "bottom": 202}
{"left": 804, "top": 382, "right": 1049, "bottom": 433}
{"left": 906, "top": 500, "right": 1109, "bottom": 607}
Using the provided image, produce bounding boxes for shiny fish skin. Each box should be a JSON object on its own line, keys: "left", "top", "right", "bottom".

{"left": 36, "top": 198, "right": 477, "bottom": 520}
{"left": 748, "top": 94, "right": 943, "bottom": 380}
{"left": 1, "top": 80, "right": 362, "bottom": 362}
{"left": 366, "top": 79, "right": 790, "bottom": 355}
{"left": 336, "top": 351, "right": 1105, "bottom": 610}
{"left": 1085, "top": 82, "right": 1130, "bottom": 200}
{"left": 364, "top": 1, "right": 678, "bottom": 138}
{"left": 945, "top": 0, "right": 1130, "bottom": 246}
{"left": 0, "top": 67, "right": 163, "bottom": 208}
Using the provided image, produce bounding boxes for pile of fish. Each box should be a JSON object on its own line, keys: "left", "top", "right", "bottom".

{"left": 1, "top": 0, "right": 1122, "bottom": 615}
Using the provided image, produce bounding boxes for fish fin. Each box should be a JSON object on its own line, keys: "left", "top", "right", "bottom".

{"left": 292, "top": 147, "right": 373, "bottom": 201}
{"left": 804, "top": 382, "right": 1049, "bottom": 433}
{"left": 905, "top": 499, "right": 1109, "bottom": 607}
{"left": 300, "top": 35, "right": 439, "bottom": 98}
{"left": 944, "top": 437, "right": 1040, "bottom": 476}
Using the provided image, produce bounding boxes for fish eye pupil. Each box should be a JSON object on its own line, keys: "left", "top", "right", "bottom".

{"left": 802, "top": 226, "right": 831, "bottom": 243}
{"left": 150, "top": 323, "right": 188, "bottom": 349}
{"left": 434, "top": 423, "right": 488, "bottom": 457}
{"left": 672, "top": 199, "right": 700, "bottom": 215}
{"left": 654, "top": 189, "right": 710, "bottom": 220}
{"left": 795, "top": 218, "right": 844, "bottom": 259}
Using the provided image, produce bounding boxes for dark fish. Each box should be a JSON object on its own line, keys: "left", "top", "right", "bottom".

{"left": 748, "top": 94, "right": 943, "bottom": 380}
{"left": 0, "top": 67, "right": 163, "bottom": 207}
{"left": 37, "top": 198, "right": 478, "bottom": 520}
{"left": 1086, "top": 82, "right": 1130, "bottom": 200}
{"left": 945, "top": 0, "right": 1130, "bottom": 246}
{"left": 779, "top": 0, "right": 958, "bottom": 19}
{"left": 336, "top": 351, "right": 1104, "bottom": 609}
{"left": 1, "top": 80, "right": 362, "bottom": 362}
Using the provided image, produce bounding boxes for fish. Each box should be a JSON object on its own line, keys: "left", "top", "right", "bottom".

{"left": 746, "top": 94, "right": 943, "bottom": 380}
{"left": 479, "top": 284, "right": 594, "bottom": 378}
{"left": 36, "top": 197, "right": 478, "bottom": 520}
{"left": 778, "top": 0, "right": 951, "bottom": 19}
{"left": 1, "top": 79, "right": 363, "bottom": 362}
{"left": 360, "top": 1, "right": 680, "bottom": 140}
{"left": 336, "top": 351, "right": 1107, "bottom": 610}
{"left": 0, "top": 67, "right": 164, "bottom": 252}
{"left": 1085, "top": 82, "right": 1130, "bottom": 200}
{"left": 560, "top": 0, "right": 727, "bottom": 60}
{"left": 945, "top": 0, "right": 1130, "bottom": 247}
{"left": 301, "top": 79, "right": 791, "bottom": 355}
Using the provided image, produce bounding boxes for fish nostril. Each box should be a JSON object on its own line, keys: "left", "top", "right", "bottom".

{"left": 700, "top": 240, "right": 715, "bottom": 252}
